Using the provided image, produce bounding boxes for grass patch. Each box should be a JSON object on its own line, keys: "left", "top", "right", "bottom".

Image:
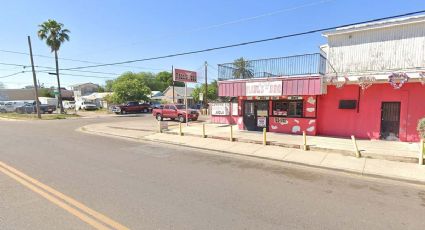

{"left": 0, "top": 113, "right": 80, "bottom": 120}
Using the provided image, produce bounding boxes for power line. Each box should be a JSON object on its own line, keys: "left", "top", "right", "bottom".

{"left": 0, "top": 61, "right": 119, "bottom": 75}
{"left": 37, "top": 71, "right": 116, "bottom": 79}
{"left": 0, "top": 71, "right": 26, "bottom": 78}
{"left": 62, "top": 10, "right": 425, "bottom": 71}
{"left": 0, "top": 49, "right": 167, "bottom": 71}
{"left": 83, "top": 0, "right": 335, "bottom": 55}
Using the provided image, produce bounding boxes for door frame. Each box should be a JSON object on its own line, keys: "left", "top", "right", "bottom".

{"left": 243, "top": 100, "right": 269, "bottom": 131}
{"left": 380, "top": 101, "right": 401, "bottom": 140}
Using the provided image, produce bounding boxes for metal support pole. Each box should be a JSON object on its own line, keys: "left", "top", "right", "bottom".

{"left": 419, "top": 139, "right": 424, "bottom": 165}
{"left": 185, "top": 82, "right": 188, "bottom": 126}
{"left": 202, "top": 123, "right": 206, "bottom": 138}
{"left": 229, "top": 125, "right": 233, "bottom": 142}
{"left": 302, "top": 131, "right": 307, "bottom": 151}
{"left": 204, "top": 61, "right": 208, "bottom": 108}
{"left": 263, "top": 128, "right": 267, "bottom": 145}
{"left": 351, "top": 135, "right": 361, "bottom": 158}
{"left": 179, "top": 122, "right": 183, "bottom": 136}
{"left": 158, "top": 121, "right": 161, "bottom": 133}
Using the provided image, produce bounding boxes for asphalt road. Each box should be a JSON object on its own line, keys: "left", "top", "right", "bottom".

{"left": 1, "top": 115, "right": 425, "bottom": 229}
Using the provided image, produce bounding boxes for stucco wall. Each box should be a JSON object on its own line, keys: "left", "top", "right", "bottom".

{"left": 317, "top": 83, "right": 425, "bottom": 142}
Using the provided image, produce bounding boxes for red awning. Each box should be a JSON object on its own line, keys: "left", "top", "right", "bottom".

{"left": 218, "top": 77, "right": 323, "bottom": 97}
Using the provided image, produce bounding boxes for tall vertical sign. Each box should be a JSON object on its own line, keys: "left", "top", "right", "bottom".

{"left": 173, "top": 68, "right": 197, "bottom": 126}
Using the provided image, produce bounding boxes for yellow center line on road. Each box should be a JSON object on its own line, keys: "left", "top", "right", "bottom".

{"left": 0, "top": 161, "right": 130, "bottom": 230}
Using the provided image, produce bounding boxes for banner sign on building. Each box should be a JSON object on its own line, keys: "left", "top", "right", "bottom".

{"left": 246, "top": 81, "right": 282, "bottom": 96}
{"left": 211, "top": 103, "right": 230, "bottom": 115}
{"left": 231, "top": 103, "right": 238, "bottom": 116}
{"left": 173, "top": 69, "right": 197, "bottom": 83}
{"left": 257, "top": 117, "right": 267, "bottom": 127}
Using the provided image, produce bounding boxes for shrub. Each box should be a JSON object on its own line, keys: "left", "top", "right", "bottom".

{"left": 417, "top": 118, "right": 425, "bottom": 139}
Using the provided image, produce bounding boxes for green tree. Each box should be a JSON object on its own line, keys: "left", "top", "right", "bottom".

{"left": 105, "top": 80, "right": 114, "bottom": 92}
{"left": 109, "top": 72, "right": 151, "bottom": 103}
{"left": 38, "top": 19, "right": 70, "bottom": 113}
{"left": 232, "top": 57, "right": 253, "bottom": 79}
{"left": 38, "top": 88, "right": 54, "bottom": 97}
{"left": 155, "top": 71, "right": 184, "bottom": 91}
{"left": 191, "top": 80, "right": 218, "bottom": 102}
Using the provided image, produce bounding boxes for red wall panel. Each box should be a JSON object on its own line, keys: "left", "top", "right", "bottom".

{"left": 317, "top": 83, "right": 425, "bottom": 142}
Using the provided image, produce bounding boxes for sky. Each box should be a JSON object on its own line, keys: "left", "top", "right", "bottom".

{"left": 0, "top": 0, "right": 424, "bottom": 89}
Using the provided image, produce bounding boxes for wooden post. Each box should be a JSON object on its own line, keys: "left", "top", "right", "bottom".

{"left": 351, "top": 135, "right": 361, "bottom": 158}
{"left": 419, "top": 139, "right": 424, "bottom": 165}
{"left": 202, "top": 123, "right": 206, "bottom": 138}
{"left": 302, "top": 131, "right": 307, "bottom": 151}
{"left": 179, "top": 122, "right": 183, "bottom": 136}
{"left": 263, "top": 128, "right": 267, "bottom": 145}
{"left": 229, "top": 125, "right": 233, "bottom": 142}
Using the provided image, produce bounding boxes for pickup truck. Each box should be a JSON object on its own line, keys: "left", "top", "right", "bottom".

{"left": 112, "top": 101, "right": 152, "bottom": 114}
{"left": 152, "top": 104, "right": 199, "bottom": 123}
{"left": 16, "top": 102, "right": 56, "bottom": 114}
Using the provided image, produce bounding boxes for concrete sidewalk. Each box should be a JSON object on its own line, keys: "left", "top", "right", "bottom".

{"left": 80, "top": 121, "right": 425, "bottom": 185}
{"left": 163, "top": 122, "right": 422, "bottom": 163}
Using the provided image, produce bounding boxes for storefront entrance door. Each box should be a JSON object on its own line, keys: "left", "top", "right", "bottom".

{"left": 243, "top": 101, "right": 269, "bottom": 131}
{"left": 380, "top": 102, "right": 401, "bottom": 140}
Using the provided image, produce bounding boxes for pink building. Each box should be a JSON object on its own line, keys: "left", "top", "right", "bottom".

{"left": 211, "top": 15, "right": 425, "bottom": 142}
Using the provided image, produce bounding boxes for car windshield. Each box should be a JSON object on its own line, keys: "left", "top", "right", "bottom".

{"left": 175, "top": 105, "right": 186, "bottom": 109}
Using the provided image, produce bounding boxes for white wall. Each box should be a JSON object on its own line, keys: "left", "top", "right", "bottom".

{"left": 326, "top": 20, "right": 425, "bottom": 74}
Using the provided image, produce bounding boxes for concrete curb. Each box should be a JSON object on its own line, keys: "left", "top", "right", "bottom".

{"left": 162, "top": 130, "right": 419, "bottom": 163}
{"left": 80, "top": 126, "right": 425, "bottom": 186}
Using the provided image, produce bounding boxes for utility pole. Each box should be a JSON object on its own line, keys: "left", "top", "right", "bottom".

{"left": 204, "top": 61, "right": 208, "bottom": 108}
{"left": 172, "top": 65, "right": 175, "bottom": 103}
{"left": 27, "top": 36, "right": 41, "bottom": 119}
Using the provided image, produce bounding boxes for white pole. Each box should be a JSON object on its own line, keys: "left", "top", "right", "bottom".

{"left": 185, "top": 82, "right": 188, "bottom": 126}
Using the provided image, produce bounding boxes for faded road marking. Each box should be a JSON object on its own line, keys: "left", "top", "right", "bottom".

{"left": 0, "top": 161, "right": 129, "bottom": 230}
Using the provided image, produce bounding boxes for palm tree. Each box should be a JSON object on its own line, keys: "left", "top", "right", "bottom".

{"left": 232, "top": 57, "right": 254, "bottom": 79}
{"left": 38, "top": 19, "right": 70, "bottom": 113}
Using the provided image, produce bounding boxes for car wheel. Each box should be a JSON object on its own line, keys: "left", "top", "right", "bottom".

{"left": 143, "top": 108, "right": 148, "bottom": 113}
{"left": 156, "top": 114, "right": 163, "bottom": 121}
{"left": 178, "top": 115, "right": 185, "bottom": 123}
{"left": 0, "top": 109, "right": 6, "bottom": 113}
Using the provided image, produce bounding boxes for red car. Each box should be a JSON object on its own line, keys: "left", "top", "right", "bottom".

{"left": 152, "top": 104, "right": 199, "bottom": 123}
{"left": 112, "top": 101, "right": 152, "bottom": 114}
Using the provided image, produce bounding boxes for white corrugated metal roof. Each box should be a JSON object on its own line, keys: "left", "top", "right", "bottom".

{"left": 323, "top": 14, "right": 425, "bottom": 36}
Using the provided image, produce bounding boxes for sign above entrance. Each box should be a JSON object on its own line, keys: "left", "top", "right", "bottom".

{"left": 246, "top": 81, "right": 282, "bottom": 96}
{"left": 173, "top": 69, "right": 197, "bottom": 83}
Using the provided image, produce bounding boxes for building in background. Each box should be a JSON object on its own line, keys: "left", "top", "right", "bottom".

{"left": 212, "top": 15, "right": 425, "bottom": 142}
{"left": 152, "top": 86, "right": 195, "bottom": 106}
{"left": 70, "top": 83, "right": 100, "bottom": 96}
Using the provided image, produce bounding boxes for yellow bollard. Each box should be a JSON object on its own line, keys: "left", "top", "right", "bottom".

{"left": 202, "top": 123, "right": 206, "bottom": 138}
{"left": 158, "top": 121, "right": 162, "bottom": 133}
{"left": 302, "top": 131, "right": 307, "bottom": 151}
{"left": 419, "top": 139, "right": 424, "bottom": 165}
{"left": 351, "top": 135, "right": 361, "bottom": 158}
{"left": 179, "top": 122, "right": 183, "bottom": 136}
{"left": 263, "top": 128, "right": 267, "bottom": 145}
{"left": 229, "top": 125, "right": 234, "bottom": 142}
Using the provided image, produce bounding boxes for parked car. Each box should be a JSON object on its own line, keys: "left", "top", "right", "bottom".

{"left": 0, "top": 101, "right": 26, "bottom": 113}
{"left": 149, "top": 101, "right": 162, "bottom": 109}
{"left": 79, "top": 101, "right": 98, "bottom": 111}
{"left": 152, "top": 104, "right": 199, "bottom": 123}
{"left": 63, "top": 101, "right": 75, "bottom": 110}
{"left": 16, "top": 102, "right": 56, "bottom": 114}
{"left": 112, "top": 101, "right": 152, "bottom": 114}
